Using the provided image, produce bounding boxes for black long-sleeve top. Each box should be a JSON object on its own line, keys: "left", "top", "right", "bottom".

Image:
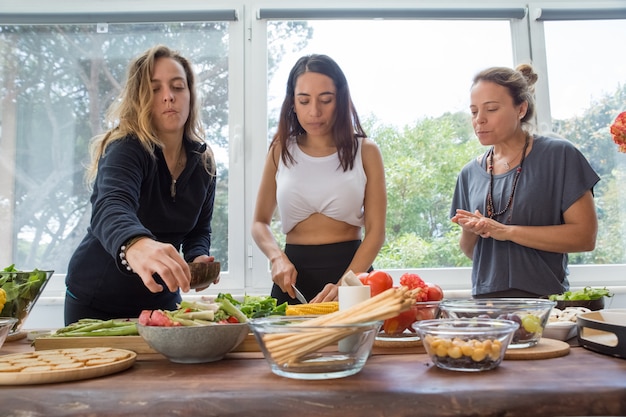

{"left": 66, "top": 135, "right": 216, "bottom": 318}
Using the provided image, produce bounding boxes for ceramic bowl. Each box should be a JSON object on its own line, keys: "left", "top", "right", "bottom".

{"left": 0, "top": 269, "right": 54, "bottom": 334}
{"left": 439, "top": 298, "right": 555, "bottom": 348}
{"left": 413, "top": 318, "right": 519, "bottom": 372}
{"left": 188, "top": 262, "right": 220, "bottom": 289}
{"left": 0, "top": 317, "right": 19, "bottom": 348}
{"left": 137, "top": 321, "right": 248, "bottom": 363}
{"left": 249, "top": 315, "right": 381, "bottom": 380}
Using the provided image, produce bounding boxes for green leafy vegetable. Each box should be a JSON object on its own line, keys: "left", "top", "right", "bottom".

{"left": 232, "top": 294, "right": 287, "bottom": 319}
{"left": 1, "top": 264, "right": 52, "bottom": 331}
{"left": 548, "top": 286, "right": 613, "bottom": 301}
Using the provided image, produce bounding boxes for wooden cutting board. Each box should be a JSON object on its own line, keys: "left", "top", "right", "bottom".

{"left": 34, "top": 333, "right": 263, "bottom": 354}
{"left": 504, "top": 338, "right": 570, "bottom": 360}
{"left": 0, "top": 347, "right": 136, "bottom": 385}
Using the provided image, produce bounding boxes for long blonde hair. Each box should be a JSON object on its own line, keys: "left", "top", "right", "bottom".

{"left": 86, "top": 44, "right": 214, "bottom": 185}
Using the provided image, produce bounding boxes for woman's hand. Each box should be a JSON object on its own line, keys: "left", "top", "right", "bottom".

{"left": 270, "top": 253, "right": 298, "bottom": 300}
{"left": 125, "top": 237, "right": 191, "bottom": 293}
{"left": 452, "top": 209, "right": 508, "bottom": 241}
{"left": 309, "top": 283, "right": 339, "bottom": 303}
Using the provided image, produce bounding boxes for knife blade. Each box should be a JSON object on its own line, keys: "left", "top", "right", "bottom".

{"left": 291, "top": 284, "right": 308, "bottom": 304}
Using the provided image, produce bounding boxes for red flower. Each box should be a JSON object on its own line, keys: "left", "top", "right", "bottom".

{"left": 610, "top": 111, "right": 626, "bottom": 153}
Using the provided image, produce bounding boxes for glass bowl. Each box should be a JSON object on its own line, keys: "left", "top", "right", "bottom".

{"left": 376, "top": 300, "right": 441, "bottom": 342}
{"left": 413, "top": 318, "right": 519, "bottom": 372}
{"left": 0, "top": 317, "right": 19, "bottom": 348}
{"left": 248, "top": 315, "right": 382, "bottom": 380}
{"left": 438, "top": 298, "right": 556, "bottom": 348}
{"left": 0, "top": 269, "right": 54, "bottom": 335}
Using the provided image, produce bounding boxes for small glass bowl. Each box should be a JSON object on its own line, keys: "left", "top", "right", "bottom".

{"left": 413, "top": 318, "right": 519, "bottom": 372}
{"left": 438, "top": 298, "right": 555, "bottom": 348}
{"left": 0, "top": 317, "right": 18, "bottom": 348}
{"left": 248, "top": 316, "right": 382, "bottom": 380}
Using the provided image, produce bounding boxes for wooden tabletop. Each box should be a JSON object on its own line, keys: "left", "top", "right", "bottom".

{"left": 1, "top": 336, "right": 625, "bottom": 417}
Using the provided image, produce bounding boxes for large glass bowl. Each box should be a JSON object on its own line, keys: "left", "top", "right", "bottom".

{"left": 249, "top": 315, "right": 382, "bottom": 380}
{"left": 438, "top": 298, "right": 555, "bottom": 348}
{"left": 0, "top": 317, "right": 19, "bottom": 348}
{"left": 0, "top": 269, "right": 54, "bottom": 335}
{"left": 413, "top": 318, "right": 519, "bottom": 372}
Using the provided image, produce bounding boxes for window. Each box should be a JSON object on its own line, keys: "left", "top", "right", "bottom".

{"left": 1, "top": 1, "right": 625, "bottom": 306}
{"left": 534, "top": 14, "right": 626, "bottom": 265}
{"left": 266, "top": 18, "right": 515, "bottom": 269}
{"left": 0, "top": 20, "right": 232, "bottom": 273}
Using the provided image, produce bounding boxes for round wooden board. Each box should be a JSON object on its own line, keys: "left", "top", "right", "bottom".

{"left": 504, "top": 338, "right": 570, "bottom": 360}
{"left": 5, "top": 331, "right": 27, "bottom": 342}
{"left": 0, "top": 347, "right": 137, "bottom": 385}
{"left": 374, "top": 337, "right": 423, "bottom": 348}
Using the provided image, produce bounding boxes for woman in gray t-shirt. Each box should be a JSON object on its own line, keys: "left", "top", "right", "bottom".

{"left": 450, "top": 64, "right": 600, "bottom": 298}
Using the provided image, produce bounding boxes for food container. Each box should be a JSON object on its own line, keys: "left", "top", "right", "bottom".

{"left": 136, "top": 322, "right": 248, "bottom": 363}
{"left": 577, "top": 309, "right": 626, "bottom": 359}
{"left": 249, "top": 316, "right": 381, "bottom": 380}
{"left": 0, "top": 269, "right": 54, "bottom": 334}
{"left": 543, "top": 321, "right": 577, "bottom": 341}
{"left": 0, "top": 318, "right": 19, "bottom": 349}
{"left": 439, "top": 298, "right": 555, "bottom": 348}
{"left": 413, "top": 318, "right": 519, "bottom": 372}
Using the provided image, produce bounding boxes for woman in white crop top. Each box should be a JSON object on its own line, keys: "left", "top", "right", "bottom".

{"left": 251, "top": 54, "right": 387, "bottom": 304}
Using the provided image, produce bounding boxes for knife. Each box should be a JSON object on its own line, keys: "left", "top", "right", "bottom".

{"left": 291, "top": 284, "right": 308, "bottom": 304}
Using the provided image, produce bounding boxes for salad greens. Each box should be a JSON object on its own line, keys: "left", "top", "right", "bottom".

{"left": 1, "top": 264, "right": 52, "bottom": 331}
{"left": 549, "top": 286, "right": 613, "bottom": 301}
{"left": 219, "top": 293, "right": 287, "bottom": 319}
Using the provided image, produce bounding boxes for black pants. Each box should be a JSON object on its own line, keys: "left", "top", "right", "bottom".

{"left": 271, "top": 240, "right": 369, "bottom": 305}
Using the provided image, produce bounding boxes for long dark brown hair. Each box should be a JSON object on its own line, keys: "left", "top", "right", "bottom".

{"left": 272, "top": 54, "right": 366, "bottom": 171}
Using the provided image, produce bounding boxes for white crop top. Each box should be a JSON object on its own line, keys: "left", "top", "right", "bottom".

{"left": 276, "top": 138, "right": 367, "bottom": 234}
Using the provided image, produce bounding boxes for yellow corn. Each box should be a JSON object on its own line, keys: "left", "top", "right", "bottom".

{"left": 286, "top": 301, "right": 339, "bottom": 316}
{"left": 0, "top": 288, "right": 6, "bottom": 311}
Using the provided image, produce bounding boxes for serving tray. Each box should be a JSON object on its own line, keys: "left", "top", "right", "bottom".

{"left": 0, "top": 347, "right": 136, "bottom": 385}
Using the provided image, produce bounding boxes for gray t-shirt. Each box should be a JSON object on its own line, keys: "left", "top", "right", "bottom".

{"left": 450, "top": 135, "right": 600, "bottom": 296}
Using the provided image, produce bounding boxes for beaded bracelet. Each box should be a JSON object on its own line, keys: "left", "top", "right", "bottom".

{"left": 119, "top": 236, "right": 144, "bottom": 272}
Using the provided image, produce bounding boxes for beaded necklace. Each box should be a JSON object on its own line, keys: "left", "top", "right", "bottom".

{"left": 486, "top": 135, "right": 530, "bottom": 221}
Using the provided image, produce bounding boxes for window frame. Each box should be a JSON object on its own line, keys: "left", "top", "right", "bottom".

{"left": 0, "top": 0, "right": 624, "bottom": 303}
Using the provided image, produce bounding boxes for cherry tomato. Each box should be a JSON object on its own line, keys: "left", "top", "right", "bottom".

{"left": 424, "top": 282, "right": 444, "bottom": 301}
{"left": 360, "top": 270, "right": 393, "bottom": 297}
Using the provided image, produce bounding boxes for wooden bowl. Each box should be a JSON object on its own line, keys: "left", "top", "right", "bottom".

{"left": 188, "top": 262, "right": 220, "bottom": 289}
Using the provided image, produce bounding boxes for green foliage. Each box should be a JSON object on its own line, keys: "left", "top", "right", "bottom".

{"left": 368, "top": 113, "right": 481, "bottom": 268}
{"left": 372, "top": 84, "right": 626, "bottom": 268}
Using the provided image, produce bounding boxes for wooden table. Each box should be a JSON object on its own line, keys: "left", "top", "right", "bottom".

{"left": 1, "top": 336, "right": 625, "bottom": 417}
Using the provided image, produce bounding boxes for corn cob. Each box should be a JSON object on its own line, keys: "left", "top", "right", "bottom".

{"left": 0, "top": 288, "right": 5, "bottom": 311}
{"left": 286, "top": 301, "right": 339, "bottom": 316}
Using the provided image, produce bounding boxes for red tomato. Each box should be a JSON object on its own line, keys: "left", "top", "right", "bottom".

{"left": 360, "top": 270, "right": 393, "bottom": 297}
{"left": 382, "top": 308, "right": 416, "bottom": 335}
{"left": 356, "top": 272, "right": 370, "bottom": 285}
{"left": 424, "top": 282, "right": 444, "bottom": 301}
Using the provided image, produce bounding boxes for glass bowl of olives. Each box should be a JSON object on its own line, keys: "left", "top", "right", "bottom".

{"left": 438, "top": 298, "right": 556, "bottom": 348}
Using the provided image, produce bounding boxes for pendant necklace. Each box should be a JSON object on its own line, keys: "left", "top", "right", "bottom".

{"left": 502, "top": 146, "right": 525, "bottom": 170}
{"left": 169, "top": 147, "right": 186, "bottom": 199}
{"left": 486, "top": 135, "right": 530, "bottom": 221}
